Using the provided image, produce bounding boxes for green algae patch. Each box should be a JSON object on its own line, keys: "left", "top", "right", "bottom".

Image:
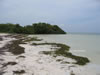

{"left": 32, "top": 42, "right": 90, "bottom": 65}
{"left": 24, "top": 37, "right": 42, "bottom": 42}
{"left": 32, "top": 43, "right": 70, "bottom": 51}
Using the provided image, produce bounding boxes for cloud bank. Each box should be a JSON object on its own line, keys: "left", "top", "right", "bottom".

{"left": 0, "top": 0, "right": 100, "bottom": 33}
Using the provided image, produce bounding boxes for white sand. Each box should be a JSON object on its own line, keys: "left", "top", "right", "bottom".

{"left": 0, "top": 34, "right": 100, "bottom": 75}
{"left": 0, "top": 36, "right": 15, "bottom": 48}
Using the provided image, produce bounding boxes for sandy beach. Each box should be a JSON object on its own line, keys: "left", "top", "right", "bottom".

{"left": 0, "top": 34, "right": 100, "bottom": 75}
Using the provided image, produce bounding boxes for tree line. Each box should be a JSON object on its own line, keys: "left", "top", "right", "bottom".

{"left": 0, "top": 23, "right": 66, "bottom": 34}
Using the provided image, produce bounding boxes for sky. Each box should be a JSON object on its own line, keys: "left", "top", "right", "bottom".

{"left": 0, "top": 0, "right": 100, "bottom": 33}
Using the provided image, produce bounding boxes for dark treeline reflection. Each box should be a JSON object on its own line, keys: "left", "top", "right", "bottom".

{"left": 0, "top": 23, "right": 66, "bottom": 34}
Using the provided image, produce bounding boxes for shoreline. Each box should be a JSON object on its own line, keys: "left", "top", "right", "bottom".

{"left": 0, "top": 34, "right": 99, "bottom": 75}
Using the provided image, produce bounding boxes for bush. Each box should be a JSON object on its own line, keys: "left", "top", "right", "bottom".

{"left": 0, "top": 22, "right": 66, "bottom": 34}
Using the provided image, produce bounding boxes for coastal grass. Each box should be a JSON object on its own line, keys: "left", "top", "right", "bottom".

{"left": 32, "top": 42, "right": 90, "bottom": 65}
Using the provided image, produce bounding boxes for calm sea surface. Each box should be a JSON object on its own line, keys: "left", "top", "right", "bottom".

{"left": 33, "top": 34, "right": 100, "bottom": 65}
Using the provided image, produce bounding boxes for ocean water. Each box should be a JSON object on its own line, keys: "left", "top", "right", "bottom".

{"left": 33, "top": 34, "right": 100, "bottom": 65}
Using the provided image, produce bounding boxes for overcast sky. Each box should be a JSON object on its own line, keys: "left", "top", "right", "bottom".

{"left": 0, "top": 0, "right": 100, "bottom": 33}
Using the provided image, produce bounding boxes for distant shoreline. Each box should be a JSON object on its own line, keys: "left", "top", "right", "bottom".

{"left": 68, "top": 32, "right": 100, "bottom": 35}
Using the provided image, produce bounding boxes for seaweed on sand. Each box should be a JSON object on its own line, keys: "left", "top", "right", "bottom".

{"left": 6, "top": 40, "right": 25, "bottom": 55}
{"left": 0, "top": 35, "right": 25, "bottom": 55}
{"left": 3, "top": 62, "right": 17, "bottom": 67}
{"left": 24, "top": 37, "right": 42, "bottom": 42}
{"left": 32, "top": 42, "right": 90, "bottom": 65}
{"left": 0, "top": 37, "right": 3, "bottom": 41}
{"left": 13, "top": 70, "right": 25, "bottom": 74}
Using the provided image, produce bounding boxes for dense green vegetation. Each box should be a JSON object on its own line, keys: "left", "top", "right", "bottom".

{"left": 0, "top": 23, "right": 66, "bottom": 34}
